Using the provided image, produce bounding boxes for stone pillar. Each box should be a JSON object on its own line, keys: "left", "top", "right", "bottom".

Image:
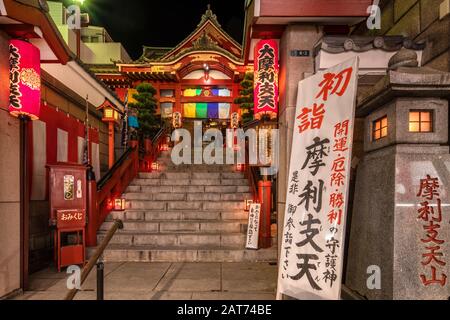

{"left": 277, "top": 25, "right": 322, "bottom": 255}
{"left": 345, "top": 50, "right": 450, "bottom": 300}
{"left": 0, "top": 30, "right": 21, "bottom": 298}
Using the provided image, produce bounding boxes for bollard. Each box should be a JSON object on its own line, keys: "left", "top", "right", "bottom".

{"left": 96, "top": 261, "right": 104, "bottom": 300}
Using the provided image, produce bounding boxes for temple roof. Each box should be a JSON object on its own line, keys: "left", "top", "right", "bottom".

{"left": 136, "top": 5, "right": 243, "bottom": 64}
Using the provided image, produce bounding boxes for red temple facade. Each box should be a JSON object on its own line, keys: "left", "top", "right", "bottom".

{"left": 96, "top": 7, "right": 251, "bottom": 130}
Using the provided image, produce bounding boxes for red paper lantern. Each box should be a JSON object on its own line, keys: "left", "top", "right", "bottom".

{"left": 9, "top": 40, "right": 41, "bottom": 120}
{"left": 254, "top": 39, "right": 278, "bottom": 120}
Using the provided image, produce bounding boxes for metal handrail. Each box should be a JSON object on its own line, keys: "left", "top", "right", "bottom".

{"left": 97, "top": 146, "right": 135, "bottom": 190}
{"left": 64, "top": 219, "right": 124, "bottom": 300}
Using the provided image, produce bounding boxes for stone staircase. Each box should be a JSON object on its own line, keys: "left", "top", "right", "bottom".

{"left": 97, "top": 150, "right": 277, "bottom": 262}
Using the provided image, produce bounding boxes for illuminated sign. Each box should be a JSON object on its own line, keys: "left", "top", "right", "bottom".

{"left": 9, "top": 40, "right": 41, "bottom": 120}
{"left": 254, "top": 39, "right": 278, "bottom": 120}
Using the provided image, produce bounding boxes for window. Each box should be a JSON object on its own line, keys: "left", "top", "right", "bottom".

{"left": 373, "top": 116, "right": 388, "bottom": 141}
{"left": 409, "top": 110, "right": 433, "bottom": 132}
{"left": 160, "top": 89, "right": 174, "bottom": 98}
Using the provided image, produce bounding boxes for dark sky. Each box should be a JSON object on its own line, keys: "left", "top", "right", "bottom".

{"left": 61, "top": 0, "right": 246, "bottom": 60}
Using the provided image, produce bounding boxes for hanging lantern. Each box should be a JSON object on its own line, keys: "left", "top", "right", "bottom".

{"left": 254, "top": 39, "right": 279, "bottom": 120}
{"left": 9, "top": 40, "right": 41, "bottom": 120}
{"left": 231, "top": 112, "right": 240, "bottom": 129}
{"left": 173, "top": 111, "right": 182, "bottom": 128}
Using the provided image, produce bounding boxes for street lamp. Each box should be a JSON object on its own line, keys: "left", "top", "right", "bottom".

{"left": 98, "top": 101, "right": 121, "bottom": 168}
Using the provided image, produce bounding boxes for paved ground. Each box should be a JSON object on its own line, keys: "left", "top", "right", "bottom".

{"left": 13, "top": 262, "right": 277, "bottom": 300}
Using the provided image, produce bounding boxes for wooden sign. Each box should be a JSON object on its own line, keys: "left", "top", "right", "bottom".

{"left": 246, "top": 203, "right": 261, "bottom": 250}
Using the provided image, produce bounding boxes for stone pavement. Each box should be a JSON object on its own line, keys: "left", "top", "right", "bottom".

{"left": 13, "top": 262, "right": 277, "bottom": 300}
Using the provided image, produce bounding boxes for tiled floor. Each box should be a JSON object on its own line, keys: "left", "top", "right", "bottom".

{"left": 13, "top": 262, "right": 277, "bottom": 300}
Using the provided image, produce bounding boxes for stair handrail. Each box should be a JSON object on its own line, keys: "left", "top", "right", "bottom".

{"left": 64, "top": 219, "right": 124, "bottom": 300}
{"left": 97, "top": 146, "right": 135, "bottom": 191}
{"left": 85, "top": 143, "right": 139, "bottom": 247}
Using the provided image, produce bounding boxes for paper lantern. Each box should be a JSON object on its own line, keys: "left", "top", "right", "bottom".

{"left": 9, "top": 40, "right": 41, "bottom": 120}
{"left": 114, "top": 198, "right": 126, "bottom": 211}
{"left": 173, "top": 112, "right": 182, "bottom": 128}
{"left": 254, "top": 39, "right": 279, "bottom": 120}
{"left": 231, "top": 112, "right": 240, "bottom": 129}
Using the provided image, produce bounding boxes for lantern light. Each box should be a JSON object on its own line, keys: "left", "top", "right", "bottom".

{"left": 244, "top": 199, "right": 254, "bottom": 212}
{"left": 9, "top": 40, "right": 41, "bottom": 120}
{"left": 103, "top": 107, "right": 114, "bottom": 120}
{"left": 106, "top": 198, "right": 114, "bottom": 211}
{"left": 114, "top": 198, "right": 126, "bottom": 211}
{"left": 151, "top": 162, "right": 160, "bottom": 171}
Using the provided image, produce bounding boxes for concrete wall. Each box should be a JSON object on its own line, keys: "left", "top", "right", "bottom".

{"left": 354, "top": 0, "right": 449, "bottom": 71}
{"left": 0, "top": 30, "right": 21, "bottom": 298}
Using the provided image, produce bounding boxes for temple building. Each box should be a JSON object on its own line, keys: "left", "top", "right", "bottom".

{"left": 95, "top": 6, "right": 251, "bottom": 132}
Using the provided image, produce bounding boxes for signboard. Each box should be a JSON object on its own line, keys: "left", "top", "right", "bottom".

{"left": 277, "top": 58, "right": 359, "bottom": 300}
{"left": 246, "top": 203, "right": 261, "bottom": 250}
{"left": 9, "top": 40, "right": 41, "bottom": 120}
{"left": 56, "top": 209, "right": 86, "bottom": 229}
{"left": 254, "top": 39, "right": 278, "bottom": 120}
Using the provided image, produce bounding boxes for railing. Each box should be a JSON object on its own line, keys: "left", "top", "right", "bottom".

{"left": 86, "top": 127, "right": 169, "bottom": 247}
{"left": 242, "top": 120, "right": 261, "bottom": 202}
{"left": 65, "top": 219, "right": 123, "bottom": 300}
{"left": 86, "top": 144, "right": 139, "bottom": 247}
{"left": 140, "top": 126, "right": 169, "bottom": 172}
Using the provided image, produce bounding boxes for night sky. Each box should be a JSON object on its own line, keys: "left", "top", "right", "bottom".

{"left": 60, "top": 0, "right": 246, "bottom": 60}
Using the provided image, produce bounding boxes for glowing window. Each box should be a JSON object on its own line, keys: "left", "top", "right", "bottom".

{"left": 373, "top": 116, "right": 388, "bottom": 141}
{"left": 409, "top": 110, "right": 433, "bottom": 133}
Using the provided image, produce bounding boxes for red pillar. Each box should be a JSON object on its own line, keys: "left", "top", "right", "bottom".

{"left": 258, "top": 180, "right": 272, "bottom": 249}
{"left": 108, "top": 121, "right": 115, "bottom": 168}
{"left": 86, "top": 168, "right": 98, "bottom": 247}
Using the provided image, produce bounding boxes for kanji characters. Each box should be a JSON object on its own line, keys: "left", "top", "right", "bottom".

{"left": 297, "top": 103, "right": 325, "bottom": 133}
{"left": 316, "top": 67, "right": 353, "bottom": 102}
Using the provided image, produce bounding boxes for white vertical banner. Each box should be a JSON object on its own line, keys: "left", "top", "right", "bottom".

{"left": 277, "top": 58, "right": 359, "bottom": 300}
{"left": 246, "top": 203, "right": 261, "bottom": 250}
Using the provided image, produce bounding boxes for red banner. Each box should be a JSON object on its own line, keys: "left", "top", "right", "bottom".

{"left": 254, "top": 39, "right": 278, "bottom": 120}
{"left": 9, "top": 40, "right": 41, "bottom": 120}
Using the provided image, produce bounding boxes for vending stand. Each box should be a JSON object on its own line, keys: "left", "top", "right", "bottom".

{"left": 47, "top": 163, "right": 88, "bottom": 272}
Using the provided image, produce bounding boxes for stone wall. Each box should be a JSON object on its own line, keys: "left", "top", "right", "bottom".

{"left": 0, "top": 30, "right": 21, "bottom": 298}
{"left": 354, "top": 0, "right": 449, "bottom": 71}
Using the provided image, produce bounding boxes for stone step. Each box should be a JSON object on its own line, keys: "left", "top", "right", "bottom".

{"left": 106, "top": 210, "right": 250, "bottom": 222}
{"left": 123, "top": 192, "right": 252, "bottom": 201}
{"left": 137, "top": 172, "right": 245, "bottom": 180}
{"left": 101, "top": 245, "right": 278, "bottom": 263}
{"left": 125, "top": 185, "right": 250, "bottom": 193}
{"left": 127, "top": 200, "right": 245, "bottom": 211}
{"left": 99, "top": 220, "right": 248, "bottom": 233}
{"left": 162, "top": 165, "right": 236, "bottom": 172}
{"left": 130, "top": 178, "right": 248, "bottom": 187}
{"left": 97, "top": 232, "right": 247, "bottom": 247}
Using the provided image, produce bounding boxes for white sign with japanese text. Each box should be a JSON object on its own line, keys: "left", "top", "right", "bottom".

{"left": 277, "top": 58, "right": 359, "bottom": 300}
{"left": 246, "top": 203, "right": 261, "bottom": 250}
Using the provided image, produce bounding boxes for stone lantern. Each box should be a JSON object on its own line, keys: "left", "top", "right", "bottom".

{"left": 345, "top": 49, "right": 450, "bottom": 300}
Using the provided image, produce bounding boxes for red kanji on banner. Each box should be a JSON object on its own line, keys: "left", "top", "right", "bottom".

{"left": 297, "top": 103, "right": 325, "bottom": 133}
{"left": 329, "top": 193, "right": 344, "bottom": 208}
{"left": 327, "top": 209, "right": 342, "bottom": 225}
{"left": 316, "top": 68, "right": 353, "bottom": 102}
